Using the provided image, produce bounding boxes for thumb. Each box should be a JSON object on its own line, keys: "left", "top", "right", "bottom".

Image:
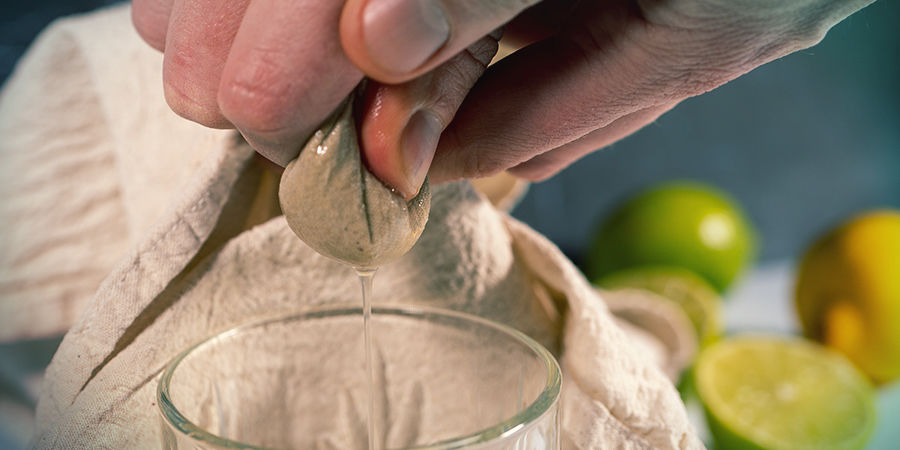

{"left": 340, "top": 0, "right": 539, "bottom": 83}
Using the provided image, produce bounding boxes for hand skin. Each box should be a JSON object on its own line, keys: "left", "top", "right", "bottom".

{"left": 133, "top": 0, "right": 874, "bottom": 200}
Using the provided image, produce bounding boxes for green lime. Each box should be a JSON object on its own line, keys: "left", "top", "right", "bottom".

{"left": 695, "top": 336, "right": 876, "bottom": 450}
{"left": 586, "top": 181, "right": 757, "bottom": 292}
{"left": 597, "top": 266, "right": 722, "bottom": 348}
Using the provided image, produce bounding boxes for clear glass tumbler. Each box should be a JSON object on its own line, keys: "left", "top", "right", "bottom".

{"left": 157, "top": 305, "right": 561, "bottom": 449}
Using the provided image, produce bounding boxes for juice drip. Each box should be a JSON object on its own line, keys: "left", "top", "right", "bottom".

{"left": 356, "top": 268, "right": 378, "bottom": 450}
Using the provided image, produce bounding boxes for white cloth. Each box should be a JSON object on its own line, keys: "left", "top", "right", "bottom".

{"left": 0, "top": 5, "right": 701, "bottom": 449}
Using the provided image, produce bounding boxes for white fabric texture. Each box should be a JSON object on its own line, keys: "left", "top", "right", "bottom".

{"left": 0, "top": 5, "right": 701, "bottom": 449}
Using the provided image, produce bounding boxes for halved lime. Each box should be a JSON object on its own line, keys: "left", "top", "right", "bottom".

{"left": 596, "top": 266, "right": 722, "bottom": 348}
{"left": 695, "top": 336, "right": 876, "bottom": 450}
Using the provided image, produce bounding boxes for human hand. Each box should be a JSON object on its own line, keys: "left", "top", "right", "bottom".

{"left": 133, "top": 0, "right": 873, "bottom": 199}
{"left": 131, "top": 0, "right": 499, "bottom": 200}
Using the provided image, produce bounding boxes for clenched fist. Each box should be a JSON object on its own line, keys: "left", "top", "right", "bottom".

{"left": 133, "top": 0, "right": 873, "bottom": 199}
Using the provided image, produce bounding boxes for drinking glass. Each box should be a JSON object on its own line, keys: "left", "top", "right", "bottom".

{"left": 157, "top": 305, "right": 561, "bottom": 449}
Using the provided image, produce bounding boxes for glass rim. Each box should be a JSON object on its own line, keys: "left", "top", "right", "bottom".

{"left": 157, "top": 304, "right": 562, "bottom": 449}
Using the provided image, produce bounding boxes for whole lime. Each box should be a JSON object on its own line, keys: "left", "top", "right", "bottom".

{"left": 795, "top": 209, "right": 900, "bottom": 384}
{"left": 586, "top": 181, "right": 757, "bottom": 292}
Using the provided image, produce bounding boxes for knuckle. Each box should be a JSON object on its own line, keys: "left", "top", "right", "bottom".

{"left": 434, "top": 127, "right": 529, "bottom": 182}
{"left": 162, "top": 82, "right": 226, "bottom": 128}
{"left": 438, "top": 129, "right": 494, "bottom": 180}
{"left": 458, "top": 154, "right": 489, "bottom": 180}
{"left": 162, "top": 54, "right": 228, "bottom": 128}
{"left": 218, "top": 80, "right": 292, "bottom": 134}
{"left": 443, "top": 121, "right": 541, "bottom": 179}
{"left": 218, "top": 52, "right": 296, "bottom": 134}
{"left": 460, "top": 144, "right": 509, "bottom": 179}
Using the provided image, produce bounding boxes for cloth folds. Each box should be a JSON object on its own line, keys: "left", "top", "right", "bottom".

{"left": 0, "top": 5, "right": 701, "bottom": 449}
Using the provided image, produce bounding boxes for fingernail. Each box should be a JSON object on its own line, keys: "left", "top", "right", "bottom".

{"left": 399, "top": 110, "right": 442, "bottom": 199}
{"left": 363, "top": 0, "right": 450, "bottom": 74}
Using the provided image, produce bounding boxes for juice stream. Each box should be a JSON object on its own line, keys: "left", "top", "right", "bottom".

{"left": 356, "top": 268, "right": 378, "bottom": 450}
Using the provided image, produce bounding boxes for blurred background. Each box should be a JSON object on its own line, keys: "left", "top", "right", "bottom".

{"left": 1, "top": 1, "right": 898, "bottom": 449}
{"left": 512, "top": 1, "right": 899, "bottom": 264}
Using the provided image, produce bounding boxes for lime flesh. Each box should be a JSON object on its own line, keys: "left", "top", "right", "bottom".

{"left": 695, "top": 337, "right": 876, "bottom": 450}
{"left": 597, "top": 266, "right": 722, "bottom": 348}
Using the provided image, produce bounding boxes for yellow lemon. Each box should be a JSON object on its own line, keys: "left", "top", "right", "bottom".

{"left": 795, "top": 209, "right": 900, "bottom": 384}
